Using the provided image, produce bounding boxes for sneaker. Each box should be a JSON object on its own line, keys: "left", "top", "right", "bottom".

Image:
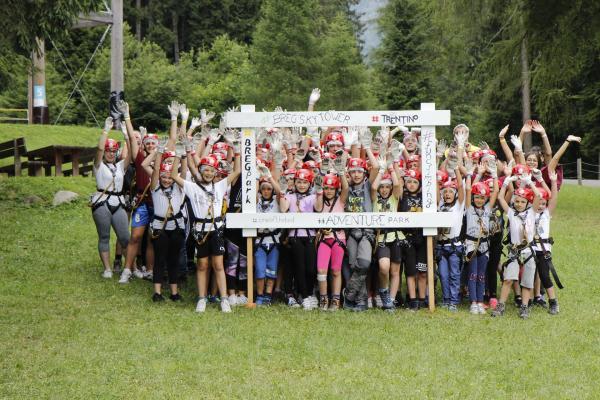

{"left": 491, "top": 302, "right": 506, "bottom": 317}
{"left": 343, "top": 296, "right": 357, "bottom": 311}
{"left": 228, "top": 294, "right": 238, "bottom": 307}
{"left": 118, "top": 268, "right": 132, "bottom": 284}
{"left": 548, "top": 300, "right": 559, "bottom": 315}
{"left": 470, "top": 304, "right": 479, "bottom": 315}
{"left": 113, "top": 259, "right": 122, "bottom": 274}
{"left": 534, "top": 296, "right": 548, "bottom": 308}
{"left": 319, "top": 296, "right": 329, "bottom": 311}
{"left": 143, "top": 271, "right": 153, "bottom": 281}
{"left": 310, "top": 296, "right": 319, "bottom": 309}
{"left": 519, "top": 304, "right": 530, "bottom": 319}
{"left": 408, "top": 299, "right": 419, "bottom": 312}
{"left": 367, "top": 297, "right": 374, "bottom": 309}
{"left": 221, "top": 297, "right": 232, "bottom": 313}
{"left": 514, "top": 295, "right": 522, "bottom": 307}
{"left": 448, "top": 304, "right": 458, "bottom": 312}
{"left": 132, "top": 269, "right": 144, "bottom": 279}
{"left": 489, "top": 297, "right": 498, "bottom": 310}
{"left": 236, "top": 295, "right": 248, "bottom": 306}
{"left": 195, "top": 298, "right": 207, "bottom": 313}
{"left": 375, "top": 294, "right": 383, "bottom": 308}
{"left": 262, "top": 295, "right": 272, "bottom": 306}
{"left": 101, "top": 270, "right": 113, "bottom": 279}
{"left": 207, "top": 295, "right": 220, "bottom": 304}
{"left": 302, "top": 296, "right": 313, "bottom": 310}
{"left": 353, "top": 301, "right": 368, "bottom": 312}
{"left": 169, "top": 293, "right": 182, "bottom": 302}
{"left": 478, "top": 304, "right": 486, "bottom": 315}
{"left": 378, "top": 289, "right": 394, "bottom": 311}
{"left": 152, "top": 293, "right": 165, "bottom": 302}
{"left": 329, "top": 298, "right": 340, "bottom": 311}
{"left": 287, "top": 296, "right": 301, "bottom": 308}
{"left": 256, "top": 295, "right": 264, "bottom": 306}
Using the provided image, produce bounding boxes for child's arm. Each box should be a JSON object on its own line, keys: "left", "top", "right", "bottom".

{"left": 497, "top": 176, "right": 515, "bottom": 213}
{"left": 465, "top": 174, "right": 472, "bottom": 209}
{"left": 548, "top": 169, "right": 559, "bottom": 215}
{"left": 547, "top": 135, "right": 581, "bottom": 172}
{"left": 170, "top": 156, "right": 185, "bottom": 188}
{"left": 391, "top": 167, "right": 402, "bottom": 199}
{"left": 279, "top": 194, "right": 290, "bottom": 213}
{"left": 498, "top": 124, "right": 514, "bottom": 163}
{"left": 455, "top": 166, "right": 465, "bottom": 205}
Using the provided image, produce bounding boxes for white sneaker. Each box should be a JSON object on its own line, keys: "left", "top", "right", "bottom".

{"left": 228, "top": 294, "right": 238, "bottom": 306}
{"left": 478, "top": 304, "right": 487, "bottom": 315}
{"left": 236, "top": 294, "right": 248, "bottom": 306}
{"left": 310, "top": 296, "right": 318, "bottom": 308}
{"left": 118, "top": 268, "right": 132, "bottom": 284}
{"left": 221, "top": 297, "right": 232, "bottom": 313}
{"left": 195, "top": 298, "right": 207, "bottom": 313}
{"left": 102, "top": 270, "right": 113, "bottom": 279}
{"left": 302, "top": 297, "right": 313, "bottom": 310}
{"left": 470, "top": 304, "right": 479, "bottom": 315}
{"left": 375, "top": 294, "right": 383, "bottom": 308}
{"left": 367, "top": 297, "right": 374, "bottom": 309}
{"left": 132, "top": 269, "right": 145, "bottom": 279}
{"left": 287, "top": 297, "right": 300, "bottom": 308}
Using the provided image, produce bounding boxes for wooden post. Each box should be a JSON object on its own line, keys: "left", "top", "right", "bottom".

{"left": 246, "top": 237, "right": 255, "bottom": 309}
{"left": 427, "top": 236, "right": 435, "bottom": 312}
{"left": 72, "top": 150, "right": 80, "bottom": 176}
{"left": 13, "top": 139, "right": 22, "bottom": 176}
{"left": 577, "top": 158, "right": 582, "bottom": 185}
{"left": 55, "top": 150, "right": 63, "bottom": 176}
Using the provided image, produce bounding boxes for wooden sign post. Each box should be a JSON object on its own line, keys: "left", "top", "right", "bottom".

{"left": 225, "top": 104, "right": 450, "bottom": 311}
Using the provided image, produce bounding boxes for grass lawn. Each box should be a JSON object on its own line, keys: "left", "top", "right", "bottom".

{"left": 1, "top": 177, "right": 599, "bottom": 399}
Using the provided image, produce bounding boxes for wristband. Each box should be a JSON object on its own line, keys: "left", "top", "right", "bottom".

{"left": 124, "top": 116, "right": 130, "bottom": 121}
{"left": 499, "top": 138, "right": 506, "bottom": 142}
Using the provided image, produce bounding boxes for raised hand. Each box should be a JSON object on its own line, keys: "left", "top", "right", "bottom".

{"left": 117, "top": 100, "right": 130, "bottom": 120}
{"left": 257, "top": 164, "right": 271, "bottom": 179}
{"left": 510, "top": 135, "right": 523, "bottom": 153}
{"left": 436, "top": 139, "right": 447, "bottom": 158}
{"left": 532, "top": 168, "right": 543, "bottom": 182}
{"left": 200, "top": 109, "right": 215, "bottom": 126}
{"left": 566, "top": 135, "right": 581, "bottom": 143}
{"left": 377, "top": 154, "right": 386, "bottom": 172}
{"left": 549, "top": 170, "right": 558, "bottom": 181}
{"left": 530, "top": 120, "right": 546, "bottom": 134}
{"left": 179, "top": 104, "right": 189, "bottom": 122}
{"left": 464, "top": 158, "right": 475, "bottom": 175}
{"left": 120, "top": 121, "right": 128, "bottom": 139}
{"left": 208, "top": 129, "right": 221, "bottom": 145}
{"left": 499, "top": 124, "right": 509, "bottom": 139}
{"left": 333, "top": 153, "right": 346, "bottom": 175}
{"left": 168, "top": 101, "right": 180, "bottom": 120}
{"left": 503, "top": 159, "right": 515, "bottom": 176}
{"left": 308, "top": 88, "right": 321, "bottom": 106}
{"left": 278, "top": 175, "right": 288, "bottom": 190}
{"left": 189, "top": 117, "right": 201, "bottom": 131}
{"left": 157, "top": 137, "right": 168, "bottom": 154}
{"left": 103, "top": 116, "right": 113, "bottom": 132}
{"left": 521, "top": 120, "right": 533, "bottom": 134}
{"left": 139, "top": 126, "right": 147, "bottom": 139}
{"left": 294, "top": 148, "right": 306, "bottom": 164}
{"left": 273, "top": 151, "right": 285, "bottom": 169}
{"left": 479, "top": 141, "right": 490, "bottom": 150}
{"left": 359, "top": 128, "right": 372, "bottom": 150}
{"left": 313, "top": 174, "right": 323, "bottom": 193}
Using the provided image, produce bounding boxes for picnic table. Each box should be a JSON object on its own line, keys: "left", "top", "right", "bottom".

{"left": 27, "top": 145, "right": 96, "bottom": 177}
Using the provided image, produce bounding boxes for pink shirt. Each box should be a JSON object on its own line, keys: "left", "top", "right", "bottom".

{"left": 285, "top": 192, "right": 316, "bottom": 237}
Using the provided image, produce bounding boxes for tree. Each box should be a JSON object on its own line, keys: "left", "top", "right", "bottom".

{"left": 373, "top": 0, "right": 431, "bottom": 111}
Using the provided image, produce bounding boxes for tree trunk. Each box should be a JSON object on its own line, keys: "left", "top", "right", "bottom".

{"left": 135, "top": 0, "right": 141, "bottom": 40}
{"left": 521, "top": 35, "right": 532, "bottom": 152}
{"left": 172, "top": 12, "right": 179, "bottom": 63}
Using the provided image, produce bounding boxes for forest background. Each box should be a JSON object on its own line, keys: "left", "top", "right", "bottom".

{"left": 1, "top": 0, "right": 598, "bottom": 161}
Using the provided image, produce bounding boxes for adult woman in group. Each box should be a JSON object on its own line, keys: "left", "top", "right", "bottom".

{"left": 91, "top": 117, "right": 131, "bottom": 278}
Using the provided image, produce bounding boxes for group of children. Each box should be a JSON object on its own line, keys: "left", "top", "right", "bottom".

{"left": 91, "top": 89, "right": 578, "bottom": 318}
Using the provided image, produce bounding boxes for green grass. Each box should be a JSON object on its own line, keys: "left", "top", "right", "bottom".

{"left": 1, "top": 177, "right": 599, "bottom": 399}
{"left": 0, "top": 123, "right": 101, "bottom": 150}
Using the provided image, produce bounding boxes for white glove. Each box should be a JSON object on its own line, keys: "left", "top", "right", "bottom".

{"left": 308, "top": 88, "right": 321, "bottom": 106}
{"left": 278, "top": 175, "right": 288, "bottom": 189}
{"left": 179, "top": 104, "right": 189, "bottom": 122}
{"left": 103, "top": 117, "right": 113, "bottom": 132}
{"left": 359, "top": 129, "right": 372, "bottom": 150}
{"left": 273, "top": 151, "right": 285, "bottom": 169}
{"left": 313, "top": 174, "right": 323, "bottom": 193}
{"left": 120, "top": 122, "right": 128, "bottom": 139}
{"left": 321, "top": 157, "right": 331, "bottom": 173}
{"left": 308, "top": 148, "right": 321, "bottom": 163}
{"left": 479, "top": 140, "right": 490, "bottom": 150}
{"left": 464, "top": 159, "right": 475, "bottom": 175}
{"left": 168, "top": 101, "right": 180, "bottom": 121}
{"left": 257, "top": 164, "right": 271, "bottom": 179}
{"left": 510, "top": 135, "right": 523, "bottom": 153}
{"left": 343, "top": 127, "right": 358, "bottom": 150}
{"left": 306, "top": 127, "right": 320, "bottom": 143}
{"left": 157, "top": 138, "right": 167, "bottom": 154}
{"left": 377, "top": 155, "right": 386, "bottom": 172}
{"left": 189, "top": 117, "right": 201, "bottom": 131}
{"left": 436, "top": 139, "right": 447, "bottom": 158}
{"left": 117, "top": 100, "right": 130, "bottom": 120}
{"left": 455, "top": 132, "right": 466, "bottom": 148}
{"left": 139, "top": 126, "right": 147, "bottom": 140}
{"left": 208, "top": 129, "right": 221, "bottom": 146}
{"left": 294, "top": 148, "right": 306, "bottom": 164}
{"left": 532, "top": 168, "right": 543, "bottom": 182}
{"left": 520, "top": 174, "right": 533, "bottom": 187}
{"left": 200, "top": 109, "right": 215, "bottom": 126}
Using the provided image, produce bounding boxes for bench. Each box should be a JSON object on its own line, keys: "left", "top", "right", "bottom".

{"left": 0, "top": 137, "right": 47, "bottom": 176}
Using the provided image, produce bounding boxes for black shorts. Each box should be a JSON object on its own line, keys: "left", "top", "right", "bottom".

{"left": 403, "top": 242, "right": 427, "bottom": 276}
{"left": 376, "top": 241, "right": 402, "bottom": 263}
{"left": 196, "top": 231, "right": 226, "bottom": 259}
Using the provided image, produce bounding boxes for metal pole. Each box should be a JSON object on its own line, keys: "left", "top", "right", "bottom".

{"left": 521, "top": 35, "right": 532, "bottom": 153}
{"left": 111, "top": 0, "right": 124, "bottom": 93}
{"left": 577, "top": 158, "right": 582, "bottom": 185}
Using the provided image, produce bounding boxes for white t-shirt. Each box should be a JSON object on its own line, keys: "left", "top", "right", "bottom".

{"left": 93, "top": 160, "right": 126, "bottom": 206}
{"left": 532, "top": 209, "right": 552, "bottom": 252}
{"left": 256, "top": 196, "right": 280, "bottom": 245}
{"left": 183, "top": 178, "right": 229, "bottom": 232}
{"left": 438, "top": 199, "right": 465, "bottom": 241}
{"left": 151, "top": 184, "right": 185, "bottom": 231}
{"left": 465, "top": 204, "right": 492, "bottom": 254}
{"left": 507, "top": 207, "right": 536, "bottom": 246}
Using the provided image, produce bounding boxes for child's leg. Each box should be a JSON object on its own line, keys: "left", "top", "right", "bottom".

{"left": 210, "top": 254, "right": 228, "bottom": 298}
{"left": 448, "top": 247, "right": 462, "bottom": 305}
{"left": 519, "top": 249, "right": 537, "bottom": 306}
{"left": 196, "top": 257, "right": 209, "bottom": 297}
{"left": 290, "top": 238, "right": 309, "bottom": 298}
{"left": 254, "top": 245, "right": 268, "bottom": 295}
{"left": 403, "top": 246, "right": 417, "bottom": 301}
{"left": 167, "top": 230, "right": 184, "bottom": 295}
{"left": 317, "top": 240, "right": 333, "bottom": 296}
{"left": 377, "top": 245, "right": 391, "bottom": 290}
{"left": 330, "top": 241, "right": 345, "bottom": 296}
{"left": 265, "top": 245, "right": 279, "bottom": 296}
{"left": 467, "top": 255, "right": 478, "bottom": 304}
{"left": 437, "top": 248, "right": 450, "bottom": 304}
{"left": 536, "top": 252, "right": 556, "bottom": 300}
{"left": 152, "top": 233, "right": 168, "bottom": 294}
{"left": 304, "top": 237, "right": 317, "bottom": 297}
{"left": 476, "top": 253, "right": 488, "bottom": 304}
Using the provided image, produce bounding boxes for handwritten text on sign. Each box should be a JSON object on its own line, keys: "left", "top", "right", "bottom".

{"left": 225, "top": 110, "right": 451, "bottom": 128}
{"left": 226, "top": 212, "right": 453, "bottom": 230}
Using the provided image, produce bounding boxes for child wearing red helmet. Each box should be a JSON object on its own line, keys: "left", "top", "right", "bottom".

{"left": 464, "top": 162, "right": 499, "bottom": 315}
{"left": 314, "top": 171, "right": 349, "bottom": 311}
{"left": 492, "top": 171, "right": 542, "bottom": 319}
{"left": 279, "top": 168, "right": 320, "bottom": 310}
{"left": 171, "top": 136, "right": 241, "bottom": 313}
{"left": 371, "top": 157, "right": 403, "bottom": 311}
{"left": 436, "top": 165, "right": 465, "bottom": 312}
{"left": 399, "top": 167, "right": 427, "bottom": 310}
